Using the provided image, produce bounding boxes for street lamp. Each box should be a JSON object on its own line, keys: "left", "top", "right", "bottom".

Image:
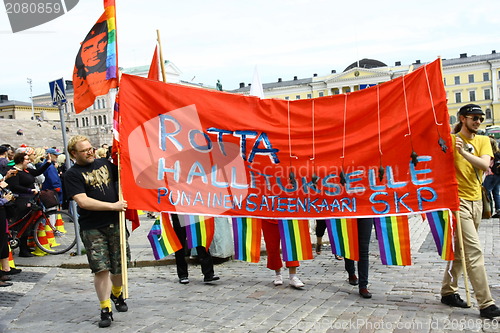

{"left": 27, "top": 77, "right": 35, "bottom": 120}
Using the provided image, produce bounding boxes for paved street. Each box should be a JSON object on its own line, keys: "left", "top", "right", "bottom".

{"left": 1, "top": 215, "right": 500, "bottom": 332}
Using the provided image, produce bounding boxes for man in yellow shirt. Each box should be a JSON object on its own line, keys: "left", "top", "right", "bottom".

{"left": 440, "top": 104, "right": 500, "bottom": 319}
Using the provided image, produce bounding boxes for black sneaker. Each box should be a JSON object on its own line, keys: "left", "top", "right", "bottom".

{"left": 441, "top": 293, "right": 470, "bottom": 308}
{"left": 480, "top": 305, "right": 500, "bottom": 319}
{"left": 179, "top": 277, "right": 189, "bottom": 284}
{"left": 98, "top": 308, "right": 113, "bottom": 328}
{"left": 1, "top": 267, "right": 22, "bottom": 275}
{"left": 203, "top": 275, "right": 220, "bottom": 283}
{"left": 110, "top": 293, "right": 128, "bottom": 312}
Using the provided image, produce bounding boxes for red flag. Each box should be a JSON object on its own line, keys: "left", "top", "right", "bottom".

{"left": 111, "top": 94, "right": 140, "bottom": 231}
{"left": 125, "top": 207, "right": 140, "bottom": 231}
{"left": 147, "top": 46, "right": 160, "bottom": 81}
{"left": 72, "top": 1, "right": 118, "bottom": 114}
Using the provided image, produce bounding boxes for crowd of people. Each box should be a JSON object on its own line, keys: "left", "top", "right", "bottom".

{"left": 2, "top": 103, "right": 500, "bottom": 328}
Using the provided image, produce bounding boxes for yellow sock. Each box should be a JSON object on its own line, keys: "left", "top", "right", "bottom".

{"left": 100, "top": 299, "right": 112, "bottom": 311}
{"left": 111, "top": 285, "right": 122, "bottom": 298}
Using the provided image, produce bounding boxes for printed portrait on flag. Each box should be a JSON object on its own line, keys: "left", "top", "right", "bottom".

{"left": 72, "top": 0, "right": 117, "bottom": 114}
{"left": 73, "top": 18, "right": 108, "bottom": 87}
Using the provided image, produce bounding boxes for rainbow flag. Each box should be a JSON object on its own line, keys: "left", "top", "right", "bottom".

{"left": 325, "top": 218, "right": 359, "bottom": 261}
{"left": 425, "top": 210, "right": 454, "bottom": 260}
{"left": 278, "top": 219, "right": 313, "bottom": 261}
{"left": 374, "top": 215, "right": 412, "bottom": 265}
{"left": 178, "top": 215, "right": 215, "bottom": 249}
{"left": 232, "top": 217, "right": 262, "bottom": 263}
{"left": 147, "top": 213, "right": 182, "bottom": 260}
{"left": 104, "top": 0, "right": 117, "bottom": 80}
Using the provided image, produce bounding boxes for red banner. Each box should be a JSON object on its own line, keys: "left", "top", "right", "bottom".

{"left": 119, "top": 59, "right": 459, "bottom": 218}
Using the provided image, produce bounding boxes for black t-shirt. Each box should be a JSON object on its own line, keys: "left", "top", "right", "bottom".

{"left": 64, "top": 158, "right": 119, "bottom": 230}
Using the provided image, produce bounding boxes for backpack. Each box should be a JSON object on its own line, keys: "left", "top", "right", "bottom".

{"left": 492, "top": 152, "right": 500, "bottom": 176}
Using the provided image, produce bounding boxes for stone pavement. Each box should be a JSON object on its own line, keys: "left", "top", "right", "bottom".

{"left": 1, "top": 215, "right": 500, "bottom": 332}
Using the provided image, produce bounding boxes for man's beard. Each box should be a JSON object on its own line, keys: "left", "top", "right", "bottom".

{"left": 465, "top": 122, "right": 478, "bottom": 134}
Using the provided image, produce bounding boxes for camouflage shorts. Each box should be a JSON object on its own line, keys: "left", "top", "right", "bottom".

{"left": 80, "top": 224, "right": 131, "bottom": 274}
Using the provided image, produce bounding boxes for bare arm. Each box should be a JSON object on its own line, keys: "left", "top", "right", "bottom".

{"left": 73, "top": 193, "right": 127, "bottom": 212}
{"left": 456, "top": 136, "right": 491, "bottom": 171}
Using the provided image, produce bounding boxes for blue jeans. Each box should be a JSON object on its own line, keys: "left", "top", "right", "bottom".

{"left": 345, "top": 218, "right": 373, "bottom": 289}
{"left": 483, "top": 175, "right": 500, "bottom": 212}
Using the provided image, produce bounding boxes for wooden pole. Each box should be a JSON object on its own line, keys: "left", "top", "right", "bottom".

{"left": 118, "top": 154, "right": 128, "bottom": 298}
{"left": 156, "top": 29, "right": 167, "bottom": 83}
{"left": 453, "top": 210, "right": 471, "bottom": 306}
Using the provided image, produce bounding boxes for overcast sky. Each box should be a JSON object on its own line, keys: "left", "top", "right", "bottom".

{"left": 1, "top": 0, "right": 499, "bottom": 102}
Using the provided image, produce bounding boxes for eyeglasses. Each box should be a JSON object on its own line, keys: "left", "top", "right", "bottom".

{"left": 466, "top": 115, "right": 484, "bottom": 123}
{"left": 77, "top": 147, "right": 95, "bottom": 154}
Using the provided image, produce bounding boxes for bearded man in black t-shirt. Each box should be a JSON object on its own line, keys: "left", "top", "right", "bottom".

{"left": 64, "top": 135, "right": 129, "bottom": 328}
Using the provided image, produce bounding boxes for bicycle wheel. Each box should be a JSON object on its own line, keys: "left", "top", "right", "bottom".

{"left": 34, "top": 210, "right": 76, "bottom": 254}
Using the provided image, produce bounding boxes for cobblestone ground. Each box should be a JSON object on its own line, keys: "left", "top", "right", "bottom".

{"left": 1, "top": 217, "right": 500, "bottom": 332}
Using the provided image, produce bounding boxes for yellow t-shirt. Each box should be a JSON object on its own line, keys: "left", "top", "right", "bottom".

{"left": 453, "top": 134, "right": 493, "bottom": 201}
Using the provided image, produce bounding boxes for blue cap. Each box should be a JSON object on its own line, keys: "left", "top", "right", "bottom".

{"left": 46, "top": 148, "right": 61, "bottom": 155}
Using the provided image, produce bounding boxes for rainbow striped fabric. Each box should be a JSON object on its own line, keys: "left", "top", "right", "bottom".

{"left": 147, "top": 213, "right": 182, "bottom": 260}
{"left": 232, "top": 217, "right": 262, "bottom": 263}
{"left": 374, "top": 215, "right": 412, "bottom": 265}
{"left": 325, "top": 218, "right": 359, "bottom": 261}
{"left": 104, "top": 0, "right": 117, "bottom": 80}
{"left": 425, "top": 210, "right": 454, "bottom": 260}
{"left": 278, "top": 219, "right": 313, "bottom": 261}
{"left": 178, "top": 215, "right": 215, "bottom": 249}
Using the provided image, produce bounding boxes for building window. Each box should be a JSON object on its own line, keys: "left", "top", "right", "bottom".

{"left": 468, "top": 74, "right": 474, "bottom": 83}
{"left": 443, "top": 78, "right": 447, "bottom": 86}
{"left": 284, "top": 96, "right": 289, "bottom": 100}
{"left": 454, "top": 76, "right": 460, "bottom": 85}
{"left": 486, "top": 108, "right": 492, "bottom": 119}
{"left": 319, "top": 92, "right": 324, "bottom": 97}
{"left": 449, "top": 115, "right": 456, "bottom": 125}
{"left": 307, "top": 93, "right": 312, "bottom": 99}
{"left": 94, "top": 116, "right": 97, "bottom": 125}
{"left": 102, "top": 99, "right": 106, "bottom": 109}
{"left": 483, "top": 72, "right": 490, "bottom": 81}
{"left": 296, "top": 95, "right": 301, "bottom": 100}
{"left": 98, "top": 115, "right": 103, "bottom": 125}
{"left": 469, "top": 90, "right": 476, "bottom": 102}
{"left": 71, "top": 103, "right": 74, "bottom": 112}
{"left": 8, "top": 115, "right": 12, "bottom": 119}
{"left": 97, "top": 100, "right": 101, "bottom": 109}
{"left": 103, "top": 115, "right": 107, "bottom": 125}
{"left": 76, "top": 119, "right": 79, "bottom": 128}
{"left": 455, "top": 92, "right": 462, "bottom": 103}
{"left": 485, "top": 89, "right": 491, "bottom": 100}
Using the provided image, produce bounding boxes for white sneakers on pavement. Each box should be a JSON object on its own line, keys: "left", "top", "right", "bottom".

{"left": 290, "top": 276, "right": 304, "bottom": 288}
{"left": 273, "top": 274, "right": 283, "bottom": 286}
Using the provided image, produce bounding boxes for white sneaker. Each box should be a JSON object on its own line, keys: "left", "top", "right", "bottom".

{"left": 273, "top": 274, "right": 283, "bottom": 286}
{"left": 290, "top": 276, "right": 304, "bottom": 288}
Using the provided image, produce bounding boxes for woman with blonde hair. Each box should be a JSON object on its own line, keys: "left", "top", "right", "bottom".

{"left": 95, "top": 147, "right": 107, "bottom": 159}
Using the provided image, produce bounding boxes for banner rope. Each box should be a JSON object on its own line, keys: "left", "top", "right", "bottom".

{"left": 402, "top": 75, "right": 419, "bottom": 165}
{"left": 377, "top": 85, "right": 385, "bottom": 181}
{"left": 287, "top": 100, "right": 298, "bottom": 186}
{"left": 424, "top": 63, "right": 448, "bottom": 153}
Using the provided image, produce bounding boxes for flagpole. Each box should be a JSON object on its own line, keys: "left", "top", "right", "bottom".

{"left": 117, "top": 152, "right": 128, "bottom": 299}
{"left": 453, "top": 210, "right": 471, "bottom": 306}
{"left": 156, "top": 29, "right": 167, "bottom": 83}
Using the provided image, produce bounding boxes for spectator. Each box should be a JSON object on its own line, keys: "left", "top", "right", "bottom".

{"left": 6, "top": 152, "right": 52, "bottom": 257}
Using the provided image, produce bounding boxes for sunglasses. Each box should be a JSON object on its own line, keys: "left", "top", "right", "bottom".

{"left": 77, "top": 147, "right": 95, "bottom": 154}
{"left": 466, "top": 115, "right": 484, "bottom": 123}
